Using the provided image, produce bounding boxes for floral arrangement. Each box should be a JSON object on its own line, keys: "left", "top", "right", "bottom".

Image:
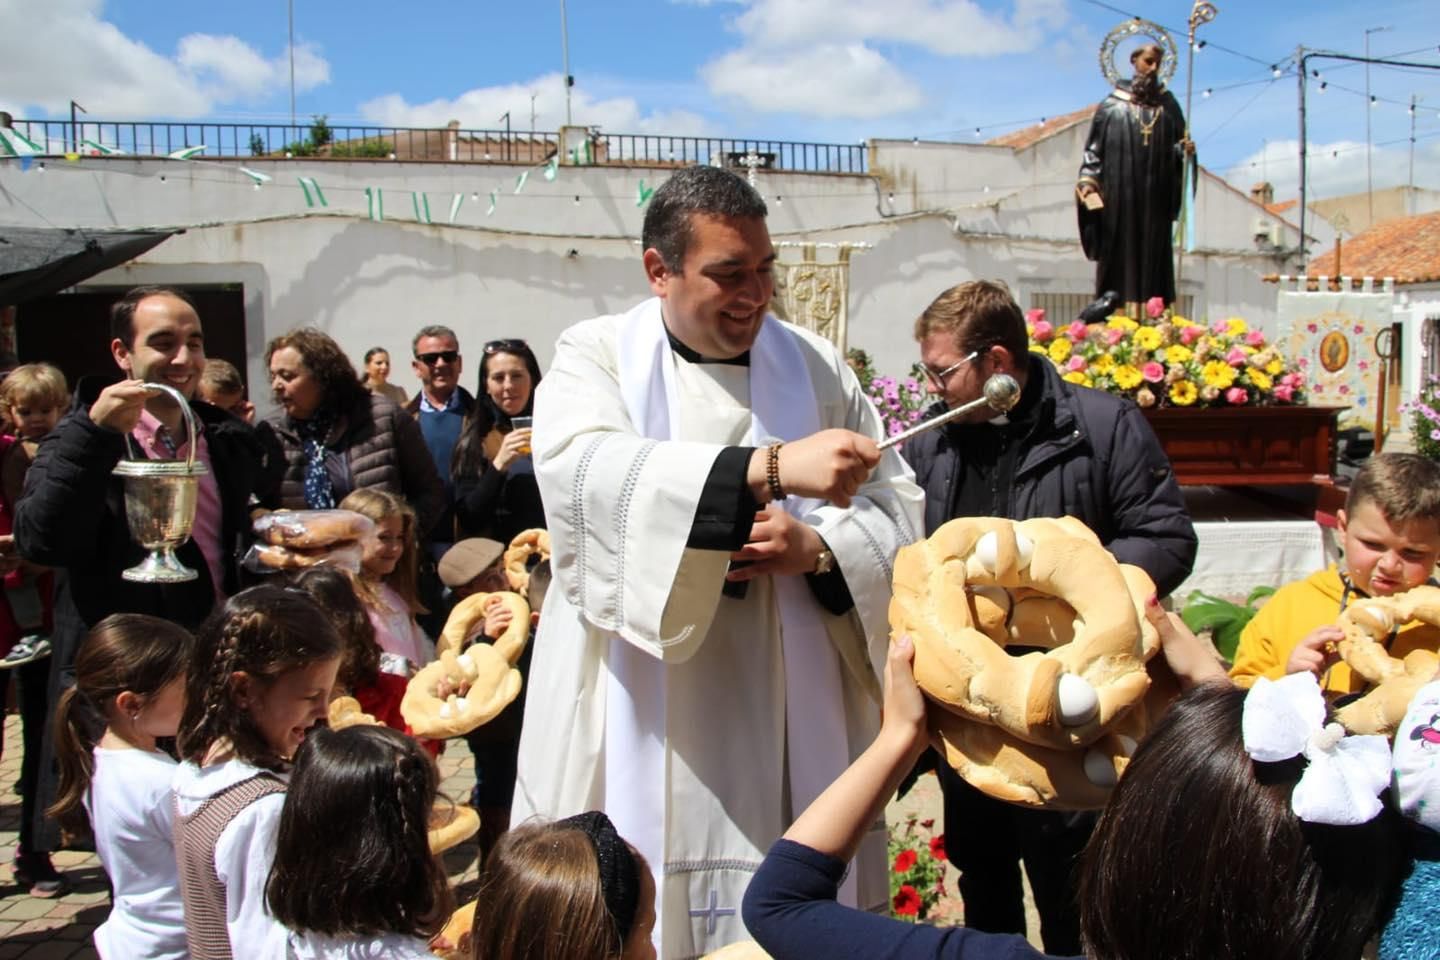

{"left": 888, "top": 814, "right": 947, "bottom": 921}
{"left": 1403, "top": 376, "right": 1440, "bottom": 461}
{"left": 1026, "top": 297, "right": 1307, "bottom": 409}
{"left": 848, "top": 348, "right": 933, "bottom": 439}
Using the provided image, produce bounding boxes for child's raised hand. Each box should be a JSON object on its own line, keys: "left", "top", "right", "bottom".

{"left": 482, "top": 594, "right": 514, "bottom": 640}
{"left": 881, "top": 635, "right": 929, "bottom": 759}
{"left": 1286, "top": 625, "right": 1343, "bottom": 679}
{"left": 1145, "top": 596, "right": 1230, "bottom": 689}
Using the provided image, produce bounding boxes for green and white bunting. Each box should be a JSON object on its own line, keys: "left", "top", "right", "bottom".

{"left": 239, "top": 167, "right": 272, "bottom": 185}
{"left": 487, "top": 189, "right": 498, "bottom": 216}
{"left": 298, "top": 176, "right": 328, "bottom": 208}
{"left": 543, "top": 156, "right": 559, "bottom": 181}
{"left": 412, "top": 191, "right": 432, "bottom": 223}
{"left": 366, "top": 187, "right": 384, "bottom": 222}
{"left": 81, "top": 139, "right": 122, "bottom": 156}
{"left": 167, "top": 145, "right": 206, "bottom": 160}
{"left": 447, "top": 193, "right": 464, "bottom": 224}
{"left": 514, "top": 170, "right": 530, "bottom": 194}
{"left": 0, "top": 127, "right": 42, "bottom": 157}
{"left": 636, "top": 179, "right": 656, "bottom": 208}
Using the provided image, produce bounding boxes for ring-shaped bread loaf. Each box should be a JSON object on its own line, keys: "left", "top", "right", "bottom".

{"left": 504, "top": 528, "right": 551, "bottom": 593}
{"left": 1335, "top": 585, "right": 1440, "bottom": 736}
{"left": 435, "top": 590, "right": 530, "bottom": 663}
{"left": 892, "top": 516, "right": 1158, "bottom": 752}
{"left": 401, "top": 646, "right": 523, "bottom": 739}
{"left": 428, "top": 803, "right": 480, "bottom": 855}
{"left": 326, "top": 696, "right": 378, "bottom": 731}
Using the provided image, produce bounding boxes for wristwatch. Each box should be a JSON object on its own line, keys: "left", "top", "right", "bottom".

{"left": 813, "top": 546, "right": 835, "bottom": 576}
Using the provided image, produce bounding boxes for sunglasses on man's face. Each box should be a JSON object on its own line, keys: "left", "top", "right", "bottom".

{"left": 415, "top": 350, "right": 460, "bottom": 366}
{"left": 484, "top": 339, "right": 528, "bottom": 354}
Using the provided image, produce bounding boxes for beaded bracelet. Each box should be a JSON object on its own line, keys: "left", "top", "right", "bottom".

{"left": 766, "top": 441, "right": 785, "bottom": 502}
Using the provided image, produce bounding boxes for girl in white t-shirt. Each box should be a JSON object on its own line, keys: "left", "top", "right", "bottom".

{"left": 339, "top": 489, "right": 433, "bottom": 675}
{"left": 266, "top": 724, "right": 454, "bottom": 958}
{"left": 173, "top": 585, "right": 343, "bottom": 960}
{"left": 48, "top": 613, "right": 195, "bottom": 960}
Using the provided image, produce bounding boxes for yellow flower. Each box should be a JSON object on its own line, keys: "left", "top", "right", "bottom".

{"left": 1030, "top": 343, "right": 1048, "bottom": 355}
{"left": 1169, "top": 381, "right": 1199, "bottom": 406}
{"left": 1265, "top": 358, "right": 1284, "bottom": 375}
{"left": 1133, "top": 327, "right": 1162, "bottom": 351}
{"left": 1062, "top": 371, "right": 1092, "bottom": 387}
{"left": 1226, "top": 317, "right": 1249, "bottom": 337}
{"left": 1091, "top": 353, "right": 1116, "bottom": 375}
{"left": 1202, "top": 360, "right": 1236, "bottom": 389}
{"left": 1164, "top": 344, "right": 1193, "bottom": 364}
{"left": 1107, "top": 315, "right": 1139, "bottom": 331}
{"left": 1048, "top": 338, "right": 1073, "bottom": 362}
{"left": 1171, "top": 315, "right": 1194, "bottom": 327}
{"left": 1248, "top": 368, "right": 1273, "bottom": 391}
{"left": 1113, "top": 364, "right": 1143, "bottom": 390}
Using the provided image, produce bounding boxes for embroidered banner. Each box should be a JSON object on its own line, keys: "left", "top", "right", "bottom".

{"left": 771, "top": 244, "right": 855, "bottom": 353}
{"left": 1276, "top": 285, "right": 1395, "bottom": 428}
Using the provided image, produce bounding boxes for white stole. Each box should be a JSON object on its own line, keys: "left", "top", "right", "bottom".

{"left": 608, "top": 301, "right": 854, "bottom": 946}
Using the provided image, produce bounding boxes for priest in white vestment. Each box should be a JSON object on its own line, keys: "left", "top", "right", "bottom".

{"left": 513, "top": 166, "right": 925, "bottom": 959}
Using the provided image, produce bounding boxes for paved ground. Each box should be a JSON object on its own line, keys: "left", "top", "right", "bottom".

{"left": 0, "top": 707, "right": 1043, "bottom": 956}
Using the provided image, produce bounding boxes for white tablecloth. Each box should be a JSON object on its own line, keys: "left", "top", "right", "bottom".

{"left": 1174, "top": 519, "right": 1337, "bottom": 601}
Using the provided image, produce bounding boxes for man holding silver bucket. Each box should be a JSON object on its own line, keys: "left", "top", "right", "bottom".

{"left": 12, "top": 286, "right": 274, "bottom": 894}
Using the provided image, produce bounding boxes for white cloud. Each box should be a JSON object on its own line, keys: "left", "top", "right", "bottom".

{"left": 702, "top": 44, "right": 923, "bottom": 118}
{"left": 697, "top": 0, "right": 1066, "bottom": 118}
{"left": 1227, "top": 138, "right": 1440, "bottom": 203}
{"left": 0, "top": 0, "right": 329, "bottom": 119}
{"left": 357, "top": 72, "right": 713, "bottom": 137}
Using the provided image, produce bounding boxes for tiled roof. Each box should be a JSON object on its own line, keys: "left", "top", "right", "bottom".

{"left": 1267, "top": 199, "right": 1297, "bottom": 215}
{"left": 1306, "top": 208, "right": 1440, "bottom": 284}
{"left": 987, "top": 105, "right": 1096, "bottom": 150}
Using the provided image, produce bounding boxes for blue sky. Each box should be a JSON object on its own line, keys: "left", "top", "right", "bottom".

{"left": 3, "top": 0, "right": 1438, "bottom": 201}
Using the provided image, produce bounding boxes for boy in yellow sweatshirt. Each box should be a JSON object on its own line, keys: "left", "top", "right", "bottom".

{"left": 1231, "top": 453, "right": 1440, "bottom": 694}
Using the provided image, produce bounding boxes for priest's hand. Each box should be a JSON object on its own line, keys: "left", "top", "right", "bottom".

{"left": 748, "top": 429, "right": 879, "bottom": 508}
{"left": 726, "top": 506, "right": 824, "bottom": 581}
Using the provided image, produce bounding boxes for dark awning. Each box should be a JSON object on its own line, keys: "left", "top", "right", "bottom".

{"left": 0, "top": 226, "right": 180, "bottom": 304}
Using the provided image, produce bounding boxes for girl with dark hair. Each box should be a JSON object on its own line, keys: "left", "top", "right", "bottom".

{"left": 743, "top": 612, "right": 1408, "bottom": 960}
{"left": 172, "top": 585, "right": 344, "bottom": 960}
{"left": 48, "top": 614, "right": 193, "bottom": 959}
{"left": 467, "top": 811, "right": 657, "bottom": 960}
{"left": 260, "top": 327, "right": 444, "bottom": 539}
{"left": 266, "top": 724, "right": 453, "bottom": 958}
{"left": 452, "top": 339, "right": 546, "bottom": 544}
{"left": 360, "top": 346, "right": 407, "bottom": 407}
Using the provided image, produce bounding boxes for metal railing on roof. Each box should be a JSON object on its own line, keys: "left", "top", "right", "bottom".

{"left": 11, "top": 119, "right": 868, "bottom": 174}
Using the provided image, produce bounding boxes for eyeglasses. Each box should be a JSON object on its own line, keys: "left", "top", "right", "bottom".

{"left": 415, "top": 350, "right": 460, "bottom": 366}
{"left": 484, "top": 339, "right": 529, "bottom": 354}
{"left": 922, "top": 350, "right": 979, "bottom": 391}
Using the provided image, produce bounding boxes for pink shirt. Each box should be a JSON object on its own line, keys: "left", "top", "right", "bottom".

{"left": 366, "top": 583, "right": 434, "bottom": 673}
{"left": 132, "top": 409, "right": 227, "bottom": 603}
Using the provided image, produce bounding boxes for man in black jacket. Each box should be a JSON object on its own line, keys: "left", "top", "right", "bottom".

{"left": 903, "top": 280, "right": 1196, "bottom": 954}
{"left": 13, "top": 286, "right": 272, "bottom": 885}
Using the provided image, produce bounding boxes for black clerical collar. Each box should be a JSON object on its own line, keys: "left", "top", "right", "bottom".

{"left": 664, "top": 324, "right": 750, "bottom": 366}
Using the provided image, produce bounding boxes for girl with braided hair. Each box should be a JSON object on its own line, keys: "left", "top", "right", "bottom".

{"left": 48, "top": 613, "right": 194, "bottom": 959}
{"left": 265, "top": 724, "right": 454, "bottom": 958}
{"left": 172, "top": 585, "right": 343, "bottom": 960}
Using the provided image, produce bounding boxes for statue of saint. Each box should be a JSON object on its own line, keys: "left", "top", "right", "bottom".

{"left": 1076, "top": 42, "right": 1194, "bottom": 313}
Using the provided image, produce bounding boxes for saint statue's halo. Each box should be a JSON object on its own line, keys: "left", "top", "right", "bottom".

{"left": 1099, "top": 18, "right": 1179, "bottom": 87}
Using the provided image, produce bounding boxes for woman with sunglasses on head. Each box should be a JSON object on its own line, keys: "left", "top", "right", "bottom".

{"left": 451, "top": 339, "right": 546, "bottom": 546}
{"left": 259, "top": 328, "right": 445, "bottom": 538}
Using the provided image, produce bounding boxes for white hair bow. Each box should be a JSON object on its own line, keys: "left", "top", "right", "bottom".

{"left": 1241, "top": 672, "right": 1392, "bottom": 826}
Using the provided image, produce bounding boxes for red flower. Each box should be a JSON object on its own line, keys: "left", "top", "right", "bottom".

{"left": 920, "top": 818, "right": 934, "bottom": 829}
{"left": 930, "top": 834, "right": 947, "bottom": 862}
{"left": 893, "top": 849, "right": 917, "bottom": 873}
{"left": 893, "top": 884, "right": 921, "bottom": 916}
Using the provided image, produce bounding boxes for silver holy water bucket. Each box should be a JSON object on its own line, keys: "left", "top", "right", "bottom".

{"left": 112, "top": 382, "right": 209, "bottom": 583}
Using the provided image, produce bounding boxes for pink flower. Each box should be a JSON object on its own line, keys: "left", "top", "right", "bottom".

{"left": 1339, "top": 384, "right": 1351, "bottom": 395}
{"left": 907, "top": 409, "right": 922, "bottom": 422}
{"left": 1296, "top": 357, "right": 1309, "bottom": 369}
{"left": 1146, "top": 297, "right": 1166, "bottom": 319}
{"left": 1142, "top": 361, "right": 1164, "bottom": 383}
{"left": 888, "top": 420, "right": 905, "bottom": 436}
{"left": 1026, "top": 308, "right": 1047, "bottom": 325}
{"left": 1226, "top": 347, "right": 1247, "bottom": 366}
{"left": 1307, "top": 323, "right": 1318, "bottom": 333}
{"left": 1358, "top": 360, "right": 1370, "bottom": 372}
{"left": 1180, "top": 325, "right": 1202, "bottom": 346}
{"left": 1066, "top": 354, "right": 1087, "bottom": 373}
{"left": 1245, "top": 330, "right": 1266, "bottom": 346}
{"left": 1274, "top": 384, "right": 1295, "bottom": 402}
{"left": 1104, "top": 326, "right": 1125, "bottom": 346}
{"left": 1354, "top": 324, "right": 1365, "bottom": 334}
{"left": 1067, "top": 321, "right": 1088, "bottom": 341}
{"left": 1225, "top": 386, "right": 1248, "bottom": 405}
{"left": 1211, "top": 319, "right": 1229, "bottom": 335}
{"left": 1031, "top": 319, "right": 1054, "bottom": 341}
